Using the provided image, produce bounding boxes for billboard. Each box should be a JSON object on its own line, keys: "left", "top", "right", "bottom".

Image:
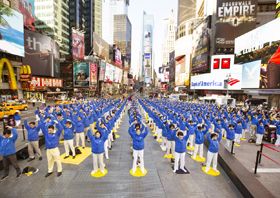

{"left": 99, "top": 61, "right": 106, "bottom": 81}
{"left": 113, "top": 47, "right": 122, "bottom": 66}
{"left": 215, "top": 0, "right": 257, "bottom": 51}
{"left": 89, "top": 63, "right": 97, "bottom": 85}
{"left": 72, "top": 29, "right": 85, "bottom": 60}
{"left": 0, "top": 6, "right": 24, "bottom": 57}
{"left": 30, "top": 77, "right": 63, "bottom": 88}
{"left": 104, "top": 63, "right": 114, "bottom": 83}
{"left": 73, "top": 62, "right": 90, "bottom": 87}
{"left": 93, "top": 32, "right": 109, "bottom": 60}
{"left": 235, "top": 18, "right": 280, "bottom": 89}
{"left": 242, "top": 60, "right": 261, "bottom": 88}
{"left": 24, "top": 30, "right": 60, "bottom": 77}
{"left": 191, "top": 64, "right": 242, "bottom": 90}
{"left": 19, "top": 0, "right": 35, "bottom": 31}
{"left": 192, "top": 16, "right": 211, "bottom": 73}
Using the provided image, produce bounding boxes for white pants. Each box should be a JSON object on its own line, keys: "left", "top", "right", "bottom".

{"left": 188, "top": 135, "right": 194, "bottom": 148}
{"left": 206, "top": 151, "right": 218, "bottom": 172}
{"left": 75, "top": 133, "right": 85, "bottom": 147}
{"left": 92, "top": 153, "right": 105, "bottom": 173}
{"left": 193, "top": 144, "right": 203, "bottom": 158}
{"left": 174, "top": 152, "right": 186, "bottom": 171}
{"left": 109, "top": 133, "right": 114, "bottom": 147}
{"left": 242, "top": 129, "right": 247, "bottom": 139}
{"left": 15, "top": 120, "right": 21, "bottom": 127}
{"left": 104, "top": 140, "right": 109, "bottom": 159}
{"left": 35, "top": 115, "right": 40, "bottom": 122}
{"left": 222, "top": 129, "right": 226, "bottom": 137}
{"left": 156, "top": 128, "right": 162, "bottom": 140}
{"left": 28, "top": 141, "right": 42, "bottom": 158}
{"left": 275, "top": 134, "right": 280, "bottom": 146}
{"left": 226, "top": 139, "right": 233, "bottom": 149}
{"left": 46, "top": 147, "right": 62, "bottom": 173}
{"left": 132, "top": 149, "right": 144, "bottom": 173}
{"left": 166, "top": 140, "right": 175, "bottom": 156}
{"left": 64, "top": 139, "right": 75, "bottom": 156}
{"left": 235, "top": 134, "right": 241, "bottom": 144}
{"left": 161, "top": 137, "right": 167, "bottom": 148}
{"left": 256, "top": 134, "right": 263, "bottom": 145}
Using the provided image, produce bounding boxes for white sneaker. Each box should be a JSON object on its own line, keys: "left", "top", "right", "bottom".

{"left": 173, "top": 169, "right": 177, "bottom": 173}
{"left": 182, "top": 168, "right": 187, "bottom": 173}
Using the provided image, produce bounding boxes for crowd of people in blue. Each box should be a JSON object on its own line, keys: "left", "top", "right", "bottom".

{"left": 0, "top": 96, "right": 279, "bottom": 180}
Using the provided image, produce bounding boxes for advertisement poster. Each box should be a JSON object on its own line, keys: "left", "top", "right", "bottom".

{"left": 104, "top": 63, "right": 113, "bottom": 83}
{"left": 241, "top": 60, "right": 261, "bottom": 88}
{"left": 73, "top": 62, "right": 90, "bottom": 87}
{"left": 192, "top": 16, "right": 211, "bottom": 73}
{"left": 19, "top": 0, "right": 35, "bottom": 31}
{"left": 24, "top": 30, "right": 60, "bottom": 77}
{"left": 215, "top": 0, "right": 257, "bottom": 51}
{"left": 0, "top": 6, "right": 24, "bottom": 57}
{"left": 235, "top": 18, "right": 280, "bottom": 89}
{"left": 89, "top": 63, "right": 97, "bottom": 85}
{"left": 93, "top": 32, "right": 109, "bottom": 60}
{"left": 99, "top": 61, "right": 106, "bottom": 81}
{"left": 72, "top": 29, "right": 85, "bottom": 60}
{"left": 113, "top": 47, "right": 122, "bottom": 66}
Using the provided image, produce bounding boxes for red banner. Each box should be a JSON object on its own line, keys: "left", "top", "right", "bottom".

{"left": 90, "top": 63, "right": 97, "bottom": 85}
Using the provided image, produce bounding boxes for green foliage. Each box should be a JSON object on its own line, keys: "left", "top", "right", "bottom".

{"left": 0, "top": 3, "right": 14, "bottom": 26}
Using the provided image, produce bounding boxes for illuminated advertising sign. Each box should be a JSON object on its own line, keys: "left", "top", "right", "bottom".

{"left": 89, "top": 63, "right": 97, "bottom": 85}
{"left": 30, "top": 77, "right": 63, "bottom": 88}
{"left": 19, "top": 0, "right": 36, "bottom": 31}
{"left": 72, "top": 29, "right": 85, "bottom": 60}
{"left": 73, "top": 62, "right": 90, "bottom": 87}
{"left": 0, "top": 6, "right": 24, "bottom": 57}
{"left": 215, "top": 0, "right": 257, "bottom": 51}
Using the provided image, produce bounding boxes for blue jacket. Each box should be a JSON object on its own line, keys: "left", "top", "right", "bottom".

{"left": 129, "top": 127, "right": 148, "bottom": 150}
{"left": 256, "top": 124, "right": 265, "bottom": 135}
{"left": 195, "top": 128, "right": 208, "bottom": 144}
{"left": 174, "top": 133, "right": 190, "bottom": 153}
{"left": 87, "top": 129, "right": 106, "bottom": 154}
{"left": 75, "top": 121, "right": 85, "bottom": 133}
{"left": 0, "top": 128, "right": 18, "bottom": 156}
{"left": 24, "top": 120, "right": 40, "bottom": 141}
{"left": 63, "top": 124, "right": 75, "bottom": 140}
{"left": 226, "top": 127, "right": 235, "bottom": 140}
{"left": 14, "top": 114, "right": 21, "bottom": 121}
{"left": 41, "top": 123, "right": 63, "bottom": 149}
{"left": 235, "top": 124, "right": 243, "bottom": 134}
{"left": 167, "top": 128, "right": 176, "bottom": 141}
{"left": 207, "top": 132, "right": 222, "bottom": 153}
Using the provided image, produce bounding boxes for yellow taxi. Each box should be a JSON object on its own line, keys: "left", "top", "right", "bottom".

{"left": 1, "top": 102, "right": 28, "bottom": 111}
{"left": 0, "top": 108, "right": 17, "bottom": 120}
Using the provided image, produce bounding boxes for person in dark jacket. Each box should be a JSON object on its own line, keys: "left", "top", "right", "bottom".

{"left": 24, "top": 120, "right": 42, "bottom": 162}
{"left": 0, "top": 127, "right": 21, "bottom": 181}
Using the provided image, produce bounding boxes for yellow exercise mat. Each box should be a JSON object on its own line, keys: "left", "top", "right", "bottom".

{"left": 202, "top": 166, "right": 220, "bottom": 176}
{"left": 191, "top": 155, "right": 206, "bottom": 163}
{"left": 91, "top": 169, "right": 108, "bottom": 178}
{"left": 187, "top": 146, "right": 195, "bottom": 151}
{"left": 130, "top": 167, "right": 147, "bottom": 177}
{"left": 240, "top": 138, "right": 247, "bottom": 141}
{"left": 222, "top": 137, "right": 226, "bottom": 140}
{"left": 156, "top": 138, "right": 163, "bottom": 143}
{"left": 115, "top": 134, "right": 120, "bottom": 139}
{"left": 163, "top": 154, "right": 174, "bottom": 159}
{"left": 59, "top": 140, "right": 64, "bottom": 144}
{"left": 234, "top": 143, "right": 241, "bottom": 147}
{"left": 60, "top": 147, "right": 91, "bottom": 165}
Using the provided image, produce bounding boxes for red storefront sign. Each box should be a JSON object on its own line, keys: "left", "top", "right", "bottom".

{"left": 30, "top": 77, "right": 63, "bottom": 88}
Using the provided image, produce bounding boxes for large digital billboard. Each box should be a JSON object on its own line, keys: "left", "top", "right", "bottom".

{"left": 215, "top": 0, "right": 257, "bottom": 52}
{"left": 19, "top": 0, "right": 36, "bottom": 31}
{"left": 93, "top": 32, "right": 109, "bottom": 60}
{"left": 192, "top": 16, "right": 211, "bottom": 73}
{"left": 235, "top": 18, "right": 280, "bottom": 89}
{"left": 73, "top": 62, "right": 90, "bottom": 87}
{"left": 0, "top": 6, "right": 24, "bottom": 57}
{"left": 24, "top": 30, "right": 60, "bottom": 77}
{"left": 72, "top": 29, "right": 85, "bottom": 60}
{"left": 89, "top": 63, "right": 97, "bottom": 85}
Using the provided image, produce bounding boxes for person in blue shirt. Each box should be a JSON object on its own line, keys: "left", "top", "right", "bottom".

{"left": 14, "top": 111, "right": 21, "bottom": 127}
{"left": 129, "top": 124, "right": 148, "bottom": 175}
{"left": 205, "top": 132, "right": 222, "bottom": 173}
{"left": 0, "top": 127, "right": 21, "bottom": 181}
{"left": 24, "top": 120, "right": 42, "bottom": 162}
{"left": 173, "top": 131, "right": 190, "bottom": 173}
{"left": 96, "top": 121, "right": 110, "bottom": 159}
{"left": 256, "top": 121, "right": 265, "bottom": 146}
{"left": 166, "top": 123, "right": 176, "bottom": 160}
{"left": 235, "top": 120, "right": 243, "bottom": 146}
{"left": 62, "top": 120, "right": 76, "bottom": 159}
{"left": 87, "top": 129, "right": 107, "bottom": 174}
{"left": 74, "top": 116, "right": 85, "bottom": 148}
{"left": 41, "top": 121, "right": 63, "bottom": 177}
{"left": 225, "top": 124, "right": 235, "bottom": 149}
{"left": 275, "top": 117, "right": 280, "bottom": 147}
{"left": 192, "top": 124, "right": 208, "bottom": 160}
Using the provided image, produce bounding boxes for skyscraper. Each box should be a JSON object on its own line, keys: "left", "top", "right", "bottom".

{"left": 102, "top": 0, "right": 129, "bottom": 44}
{"left": 141, "top": 12, "right": 154, "bottom": 84}
{"left": 113, "top": 14, "right": 132, "bottom": 67}
{"left": 83, "top": 0, "right": 94, "bottom": 55}
{"left": 162, "top": 10, "right": 176, "bottom": 65}
{"left": 94, "top": 0, "right": 103, "bottom": 37}
{"left": 34, "top": 0, "right": 70, "bottom": 57}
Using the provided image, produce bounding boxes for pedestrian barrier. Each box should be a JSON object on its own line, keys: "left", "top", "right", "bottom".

{"left": 254, "top": 143, "right": 280, "bottom": 174}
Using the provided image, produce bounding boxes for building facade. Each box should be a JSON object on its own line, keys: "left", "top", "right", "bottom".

{"left": 141, "top": 12, "right": 154, "bottom": 85}
{"left": 83, "top": 0, "right": 94, "bottom": 55}
{"left": 34, "top": 0, "right": 70, "bottom": 57}
{"left": 94, "top": 0, "right": 102, "bottom": 37}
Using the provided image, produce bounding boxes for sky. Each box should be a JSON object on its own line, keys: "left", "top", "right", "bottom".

{"left": 128, "top": 0, "right": 178, "bottom": 77}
